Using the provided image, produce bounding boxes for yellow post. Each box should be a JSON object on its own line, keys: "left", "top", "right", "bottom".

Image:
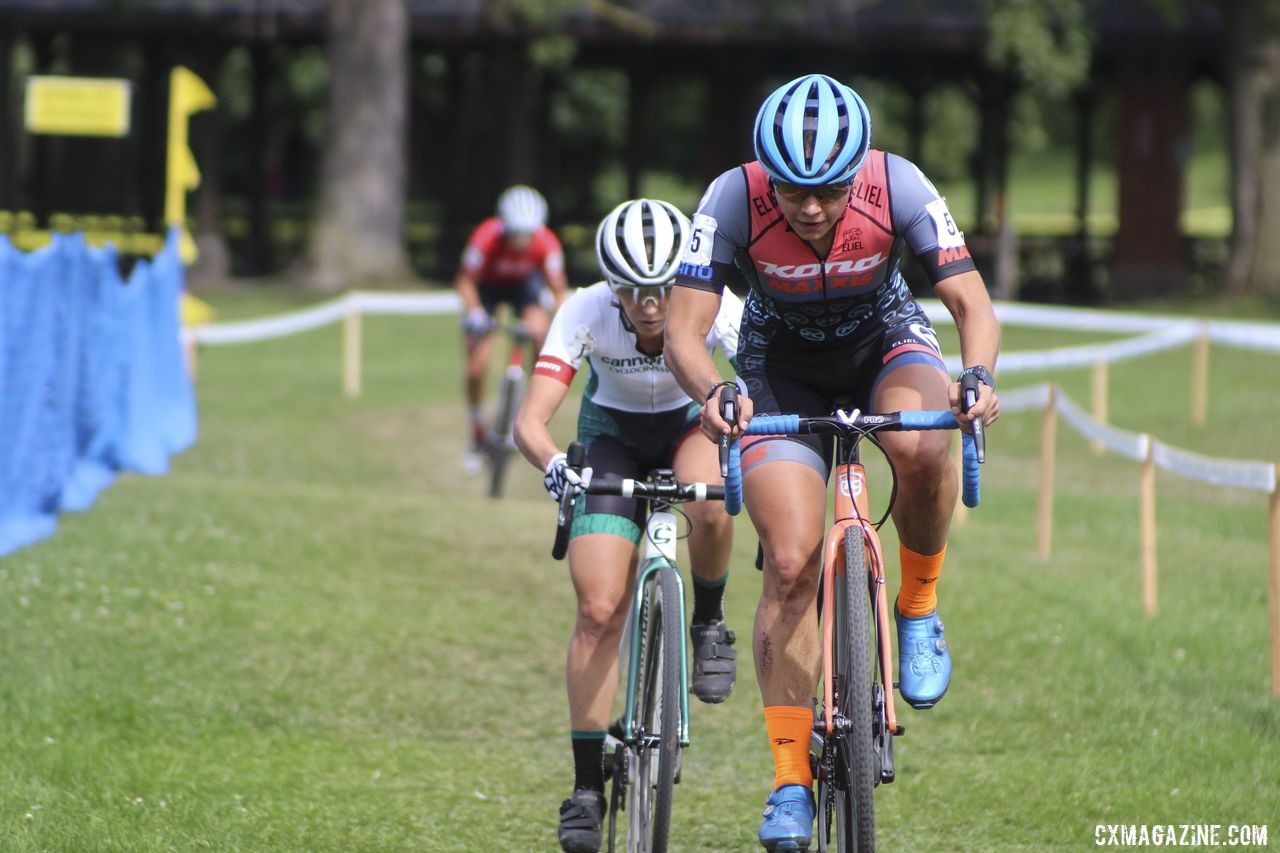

{"left": 1191, "top": 327, "right": 1209, "bottom": 427}
{"left": 1091, "top": 360, "right": 1108, "bottom": 456}
{"left": 1036, "top": 385, "right": 1057, "bottom": 560}
{"left": 1140, "top": 437, "right": 1157, "bottom": 617}
{"left": 343, "top": 311, "right": 363, "bottom": 398}
{"left": 165, "top": 67, "right": 217, "bottom": 264}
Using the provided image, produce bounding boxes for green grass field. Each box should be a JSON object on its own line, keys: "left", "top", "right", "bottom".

{"left": 1, "top": 290, "right": 1277, "bottom": 851}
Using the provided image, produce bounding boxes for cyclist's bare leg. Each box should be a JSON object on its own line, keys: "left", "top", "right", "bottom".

{"left": 519, "top": 303, "right": 551, "bottom": 353}
{"left": 566, "top": 533, "right": 639, "bottom": 729}
{"left": 871, "top": 362, "right": 957, "bottom": 554}
{"left": 743, "top": 460, "right": 827, "bottom": 705}
{"left": 464, "top": 331, "right": 493, "bottom": 411}
{"left": 672, "top": 434, "right": 731, "bottom": 585}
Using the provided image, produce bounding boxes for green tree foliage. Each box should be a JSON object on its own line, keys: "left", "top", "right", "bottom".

{"left": 980, "top": 0, "right": 1093, "bottom": 96}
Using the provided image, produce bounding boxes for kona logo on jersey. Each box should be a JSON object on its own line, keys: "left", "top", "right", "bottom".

{"left": 678, "top": 262, "right": 713, "bottom": 280}
{"left": 759, "top": 254, "right": 884, "bottom": 279}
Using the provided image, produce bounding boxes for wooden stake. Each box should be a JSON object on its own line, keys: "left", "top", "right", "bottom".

{"left": 1270, "top": 464, "right": 1279, "bottom": 698}
{"left": 1191, "top": 327, "right": 1209, "bottom": 427}
{"left": 1091, "top": 360, "right": 1108, "bottom": 455}
{"left": 1140, "top": 437, "right": 1157, "bottom": 617}
{"left": 343, "top": 310, "right": 362, "bottom": 398}
{"left": 1036, "top": 385, "right": 1057, "bottom": 560}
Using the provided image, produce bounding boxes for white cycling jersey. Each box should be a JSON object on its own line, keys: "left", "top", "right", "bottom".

{"left": 533, "top": 282, "right": 743, "bottom": 413}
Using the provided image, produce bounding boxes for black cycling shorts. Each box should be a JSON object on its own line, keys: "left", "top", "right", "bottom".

{"left": 478, "top": 273, "right": 546, "bottom": 317}
{"left": 737, "top": 308, "right": 946, "bottom": 475}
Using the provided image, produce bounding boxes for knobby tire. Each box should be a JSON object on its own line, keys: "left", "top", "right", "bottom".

{"left": 822, "top": 526, "right": 876, "bottom": 852}
{"left": 486, "top": 369, "right": 524, "bottom": 498}
{"left": 626, "top": 567, "right": 681, "bottom": 853}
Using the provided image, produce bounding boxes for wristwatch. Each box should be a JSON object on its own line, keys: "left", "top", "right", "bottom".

{"left": 957, "top": 365, "right": 995, "bottom": 390}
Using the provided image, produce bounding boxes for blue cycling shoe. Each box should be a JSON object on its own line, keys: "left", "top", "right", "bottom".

{"left": 758, "top": 784, "right": 814, "bottom": 851}
{"left": 895, "top": 603, "right": 951, "bottom": 709}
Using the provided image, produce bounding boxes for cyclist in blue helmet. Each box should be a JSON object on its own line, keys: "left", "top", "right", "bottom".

{"left": 665, "top": 73, "right": 1001, "bottom": 851}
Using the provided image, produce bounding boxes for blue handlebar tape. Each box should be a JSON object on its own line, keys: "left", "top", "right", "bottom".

{"left": 962, "top": 432, "right": 981, "bottom": 508}
{"left": 744, "top": 414, "right": 801, "bottom": 435}
{"left": 724, "top": 441, "right": 743, "bottom": 516}
{"left": 899, "top": 410, "right": 958, "bottom": 430}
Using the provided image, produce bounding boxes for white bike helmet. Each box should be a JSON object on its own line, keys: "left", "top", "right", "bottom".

{"left": 497, "top": 184, "right": 548, "bottom": 232}
{"left": 595, "top": 198, "right": 691, "bottom": 295}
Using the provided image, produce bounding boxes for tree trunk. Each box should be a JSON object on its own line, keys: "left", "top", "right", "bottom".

{"left": 304, "top": 0, "right": 411, "bottom": 290}
{"left": 1226, "top": 0, "right": 1280, "bottom": 297}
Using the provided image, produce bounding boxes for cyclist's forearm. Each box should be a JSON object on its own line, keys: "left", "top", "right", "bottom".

{"left": 455, "top": 273, "right": 482, "bottom": 312}
{"left": 936, "top": 271, "right": 1000, "bottom": 372}
{"left": 514, "top": 376, "right": 570, "bottom": 470}
{"left": 664, "top": 289, "right": 725, "bottom": 401}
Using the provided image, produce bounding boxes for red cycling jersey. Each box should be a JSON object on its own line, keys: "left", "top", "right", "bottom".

{"left": 460, "top": 217, "right": 565, "bottom": 285}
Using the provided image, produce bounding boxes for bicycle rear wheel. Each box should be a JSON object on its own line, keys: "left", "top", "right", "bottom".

{"left": 625, "top": 567, "right": 681, "bottom": 852}
{"left": 819, "top": 526, "right": 876, "bottom": 852}
{"left": 486, "top": 367, "right": 524, "bottom": 498}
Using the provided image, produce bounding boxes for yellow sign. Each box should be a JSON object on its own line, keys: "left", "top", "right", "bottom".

{"left": 165, "top": 66, "right": 218, "bottom": 264}
{"left": 25, "top": 76, "right": 132, "bottom": 137}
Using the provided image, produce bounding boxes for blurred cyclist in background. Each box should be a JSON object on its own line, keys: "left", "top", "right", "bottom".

{"left": 514, "top": 198, "right": 744, "bottom": 853}
{"left": 456, "top": 185, "right": 570, "bottom": 468}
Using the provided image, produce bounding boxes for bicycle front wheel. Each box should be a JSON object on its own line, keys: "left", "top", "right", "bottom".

{"left": 626, "top": 567, "right": 682, "bottom": 853}
{"left": 486, "top": 367, "right": 524, "bottom": 498}
{"left": 823, "top": 526, "right": 877, "bottom": 852}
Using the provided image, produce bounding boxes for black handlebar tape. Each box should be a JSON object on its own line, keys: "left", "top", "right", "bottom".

{"left": 552, "top": 441, "right": 588, "bottom": 560}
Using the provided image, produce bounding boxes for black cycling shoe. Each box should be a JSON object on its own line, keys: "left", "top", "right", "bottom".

{"left": 690, "top": 619, "right": 738, "bottom": 703}
{"left": 558, "top": 788, "right": 605, "bottom": 853}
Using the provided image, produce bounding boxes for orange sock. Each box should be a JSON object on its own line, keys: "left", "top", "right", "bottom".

{"left": 764, "top": 705, "right": 814, "bottom": 789}
{"left": 897, "top": 543, "right": 947, "bottom": 617}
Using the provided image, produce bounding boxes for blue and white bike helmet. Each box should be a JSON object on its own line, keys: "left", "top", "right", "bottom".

{"left": 595, "top": 198, "right": 691, "bottom": 295}
{"left": 753, "top": 74, "right": 872, "bottom": 186}
{"left": 497, "top": 184, "right": 548, "bottom": 232}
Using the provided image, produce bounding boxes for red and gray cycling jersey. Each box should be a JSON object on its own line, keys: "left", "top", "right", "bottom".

{"left": 533, "top": 282, "right": 743, "bottom": 413}
{"left": 674, "top": 151, "right": 977, "bottom": 349}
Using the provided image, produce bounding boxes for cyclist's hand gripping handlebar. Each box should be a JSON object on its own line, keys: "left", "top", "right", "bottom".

{"left": 551, "top": 441, "right": 586, "bottom": 560}
{"left": 717, "top": 383, "right": 739, "bottom": 478}
{"left": 959, "top": 373, "right": 984, "bottom": 508}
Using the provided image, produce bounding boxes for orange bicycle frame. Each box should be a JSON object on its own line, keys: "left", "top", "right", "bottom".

{"left": 820, "top": 460, "right": 899, "bottom": 737}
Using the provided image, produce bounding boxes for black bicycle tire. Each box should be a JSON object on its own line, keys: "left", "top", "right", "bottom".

{"left": 626, "top": 568, "right": 681, "bottom": 853}
{"left": 486, "top": 370, "right": 523, "bottom": 498}
{"left": 834, "top": 525, "right": 876, "bottom": 852}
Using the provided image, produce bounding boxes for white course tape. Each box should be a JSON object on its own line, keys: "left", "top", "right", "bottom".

{"left": 1054, "top": 389, "right": 1149, "bottom": 461}
{"left": 1151, "top": 441, "right": 1276, "bottom": 493}
{"left": 194, "top": 296, "right": 352, "bottom": 345}
{"left": 996, "top": 382, "right": 1052, "bottom": 413}
{"left": 1002, "top": 383, "right": 1277, "bottom": 493}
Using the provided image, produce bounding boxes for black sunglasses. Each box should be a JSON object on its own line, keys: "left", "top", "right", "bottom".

{"left": 771, "top": 180, "right": 853, "bottom": 204}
